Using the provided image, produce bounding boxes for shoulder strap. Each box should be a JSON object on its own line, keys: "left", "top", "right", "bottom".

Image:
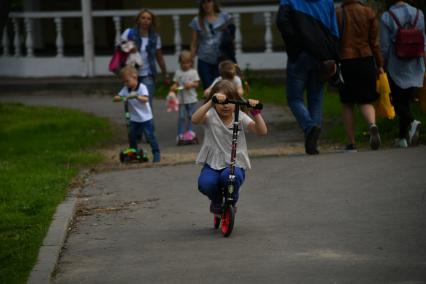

{"left": 388, "top": 10, "right": 402, "bottom": 28}
{"left": 412, "top": 8, "right": 420, "bottom": 27}
{"left": 341, "top": 6, "right": 346, "bottom": 37}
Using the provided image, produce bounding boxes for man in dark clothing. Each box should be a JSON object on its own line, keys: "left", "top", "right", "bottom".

{"left": 276, "top": 0, "right": 340, "bottom": 154}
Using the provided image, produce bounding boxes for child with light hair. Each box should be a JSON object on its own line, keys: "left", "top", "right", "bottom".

{"left": 204, "top": 60, "right": 244, "bottom": 97}
{"left": 168, "top": 50, "right": 201, "bottom": 144}
{"left": 113, "top": 65, "right": 161, "bottom": 162}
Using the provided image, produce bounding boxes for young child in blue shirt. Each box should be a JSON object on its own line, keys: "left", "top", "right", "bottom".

{"left": 113, "top": 65, "right": 161, "bottom": 162}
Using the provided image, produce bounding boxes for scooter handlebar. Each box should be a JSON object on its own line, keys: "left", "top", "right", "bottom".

{"left": 212, "top": 96, "right": 263, "bottom": 110}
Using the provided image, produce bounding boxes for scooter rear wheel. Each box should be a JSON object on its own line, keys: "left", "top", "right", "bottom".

{"left": 221, "top": 206, "right": 235, "bottom": 237}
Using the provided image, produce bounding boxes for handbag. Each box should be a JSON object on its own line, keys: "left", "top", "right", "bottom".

{"left": 374, "top": 72, "right": 395, "bottom": 119}
{"left": 108, "top": 46, "right": 129, "bottom": 75}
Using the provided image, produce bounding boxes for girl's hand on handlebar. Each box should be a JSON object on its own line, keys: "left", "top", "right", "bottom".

{"left": 212, "top": 92, "right": 227, "bottom": 103}
{"left": 248, "top": 99, "right": 259, "bottom": 108}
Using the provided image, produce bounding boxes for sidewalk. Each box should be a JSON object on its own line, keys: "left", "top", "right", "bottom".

{"left": 2, "top": 89, "right": 426, "bottom": 283}
{"left": 0, "top": 90, "right": 310, "bottom": 167}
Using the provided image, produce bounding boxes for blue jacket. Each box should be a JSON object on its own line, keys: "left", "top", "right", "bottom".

{"left": 276, "top": 0, "right": 340, "bottom": 61}
{"left": 127, "top": 28, "right": 158, "bottom": 77}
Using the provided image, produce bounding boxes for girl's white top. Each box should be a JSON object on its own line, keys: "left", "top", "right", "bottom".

{"left": 209, "top": 76, "right": 242, "bottom": 90}
{"left": 196, "top": 108, "right": 253, "bottom": 170}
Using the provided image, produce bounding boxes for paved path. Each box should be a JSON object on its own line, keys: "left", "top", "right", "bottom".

{"left": 2, "top": 93, "right": 426, "bottom": 283}
{"left": 52, "top": 148, "right": 426, "bottom": 283}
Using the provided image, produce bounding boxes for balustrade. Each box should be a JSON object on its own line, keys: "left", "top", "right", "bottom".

{"left": 0, "top": 6, "right": 286, "bottom": 77}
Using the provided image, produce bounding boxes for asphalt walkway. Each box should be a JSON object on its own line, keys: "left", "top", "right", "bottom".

{"left": 1, "top": 92, "right": 426, "bottom": 283}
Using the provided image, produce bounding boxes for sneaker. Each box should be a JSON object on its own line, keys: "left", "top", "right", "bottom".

{"left": 369, "top": 124, "right": 381, "bottom": 150}
{"left": 395, "top": 138, "right": 408, "bottom": 148}
{"left": 344, "top": 144, "right": 358, "bottom": 153}
{"left": 407, "top": 120, "right": 421, "bottom": 146}
{"left": 305, "top": 126, "right": 321, "bottom": 155}
{"left": 153, "top": 152, "right": 161, "bottom": 163}
{"left": 210, "top": 202, "right": 223, "bottom": 215}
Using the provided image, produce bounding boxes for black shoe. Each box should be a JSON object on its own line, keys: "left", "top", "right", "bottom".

{"left": 305, "top": 126, "right": 321, "bottom": 155}
{"left": 369, "top": 124, "right": 381, "bottom": 150}
{"left": 344, "top": 144, "right": 357, "bottom": 153}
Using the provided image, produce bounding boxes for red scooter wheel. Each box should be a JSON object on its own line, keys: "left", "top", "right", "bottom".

{"left": 221, "top": 206, "right": 235, "bottom": 237}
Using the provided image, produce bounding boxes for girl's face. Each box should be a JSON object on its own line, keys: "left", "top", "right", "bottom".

{"left": 201, "top": 0, "right": 214, "bottom": 14}
{"left": 180, "top": 58, "right": 192, "bottom": 71}
{"left": 137, "top": 12, "right": 153, "bottom": 30}
{"left": 214, "top": 96, "right": 235, "bottom": 120}
{"left": 122, "top": 75, "right": 138, "bottom": 89}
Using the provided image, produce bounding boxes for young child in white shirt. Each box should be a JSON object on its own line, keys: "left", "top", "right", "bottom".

{"left": 192, "top": 80, "right": 267, "bottom": 214}
{"left": 204, "top": 60, "right": 244, "bottom": 98}
{"left": 113, "top": 65, "right": 160, "bottom": 162}
{"left": 168, "top": 50, "right": 201, "bottom": 142}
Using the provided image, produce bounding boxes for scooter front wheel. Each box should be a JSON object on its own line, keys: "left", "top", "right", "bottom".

{"left": 221, "top": 206, "right": 235, "bottom": 237}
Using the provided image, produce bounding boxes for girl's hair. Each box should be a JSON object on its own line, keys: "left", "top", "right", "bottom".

{"left": 219, "top": 60, "right": 241, "bottom": 80}
{"left": 204, "top": 79, "right": 239, "bottom": 101}
{"left": 198, "top": 0, "right": 221, "bottom": 32}
{"left": 135, "top": 9, "right": 157, "bottom": 30}
{"left": 206, "top": 80, "right": 249, "bottom": 113}
{"left": 119, "top": 65, "right": 138, "bottom": 80}
{"left": 178, "top": 50, "right": 192, "bottom": 64}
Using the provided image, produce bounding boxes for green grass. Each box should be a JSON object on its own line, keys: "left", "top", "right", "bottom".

{"left": 0, "top": 103, "right": 112, "bottom": 284}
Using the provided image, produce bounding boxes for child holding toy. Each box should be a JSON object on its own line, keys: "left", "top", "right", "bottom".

{"left": 168, "top": 50, "right": 201, "bottom": 143}
{"left": 113, "top": 65, "right": 161, "bottom": 162}
{"left": 192, "top": 80, "right": 267, "bottom": 214}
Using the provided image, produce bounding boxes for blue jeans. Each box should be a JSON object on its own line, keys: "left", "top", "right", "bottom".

{"left": 138, "top": 75, "right": 155, "bottom": 109}
{"left": 129, "top": 119, "right": 160, "bottom": 161}
{"left": 286, "top": 52, "right": 325, "bottom": 134}
{"left": 197, "top": 59, "right": 219, "bottom": 90}
{"left": 198, "top": 164, "right": 245, "bottom": 206}
{"left": 178, "top": 103, "right": 197, "bottom": 135}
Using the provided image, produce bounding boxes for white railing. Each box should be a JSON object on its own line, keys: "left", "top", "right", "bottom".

{"left": 0, "top": 6, "right": 287, "bottom": 77}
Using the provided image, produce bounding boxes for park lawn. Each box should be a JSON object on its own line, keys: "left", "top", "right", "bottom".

{"left": 0, "top": 103, "right": 112, "bottom": 284}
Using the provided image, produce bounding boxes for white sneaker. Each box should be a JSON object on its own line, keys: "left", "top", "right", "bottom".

{"left": 407, "top": 120, "right": 421, "bottom": 146}
{"left": 395, "top": 138, "right": 408, "bottom": 148}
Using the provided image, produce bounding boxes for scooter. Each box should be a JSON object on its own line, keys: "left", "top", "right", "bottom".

{"left": 115, "top": 94, "right": 149, "bottom": 163}
{"left": 211, "top": 95, "right": 263, "bottom": 237}
{"left": 176, "top": 85, "right": 199, "bottom": 146}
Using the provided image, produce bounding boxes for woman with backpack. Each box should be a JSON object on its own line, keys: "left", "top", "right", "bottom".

{"left": 189, "top": 0, "right": 234, "bottom": 89}
{"left": 121, "top": 9, "right": 170, "bottom": 108}
{"left": 380, "top": 0, "right": 425, "bottom": 148}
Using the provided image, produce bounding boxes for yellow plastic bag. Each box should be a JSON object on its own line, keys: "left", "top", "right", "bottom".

{"left": 375, "top": 72, "right": 395, "bottom": 119}
{"left": 417, "top": 73, "right": 426, "bottom": 113}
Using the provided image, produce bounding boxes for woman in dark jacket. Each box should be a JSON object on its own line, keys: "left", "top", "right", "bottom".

{"left": 337, "top": 0, "right": 384, "bottom": 152}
